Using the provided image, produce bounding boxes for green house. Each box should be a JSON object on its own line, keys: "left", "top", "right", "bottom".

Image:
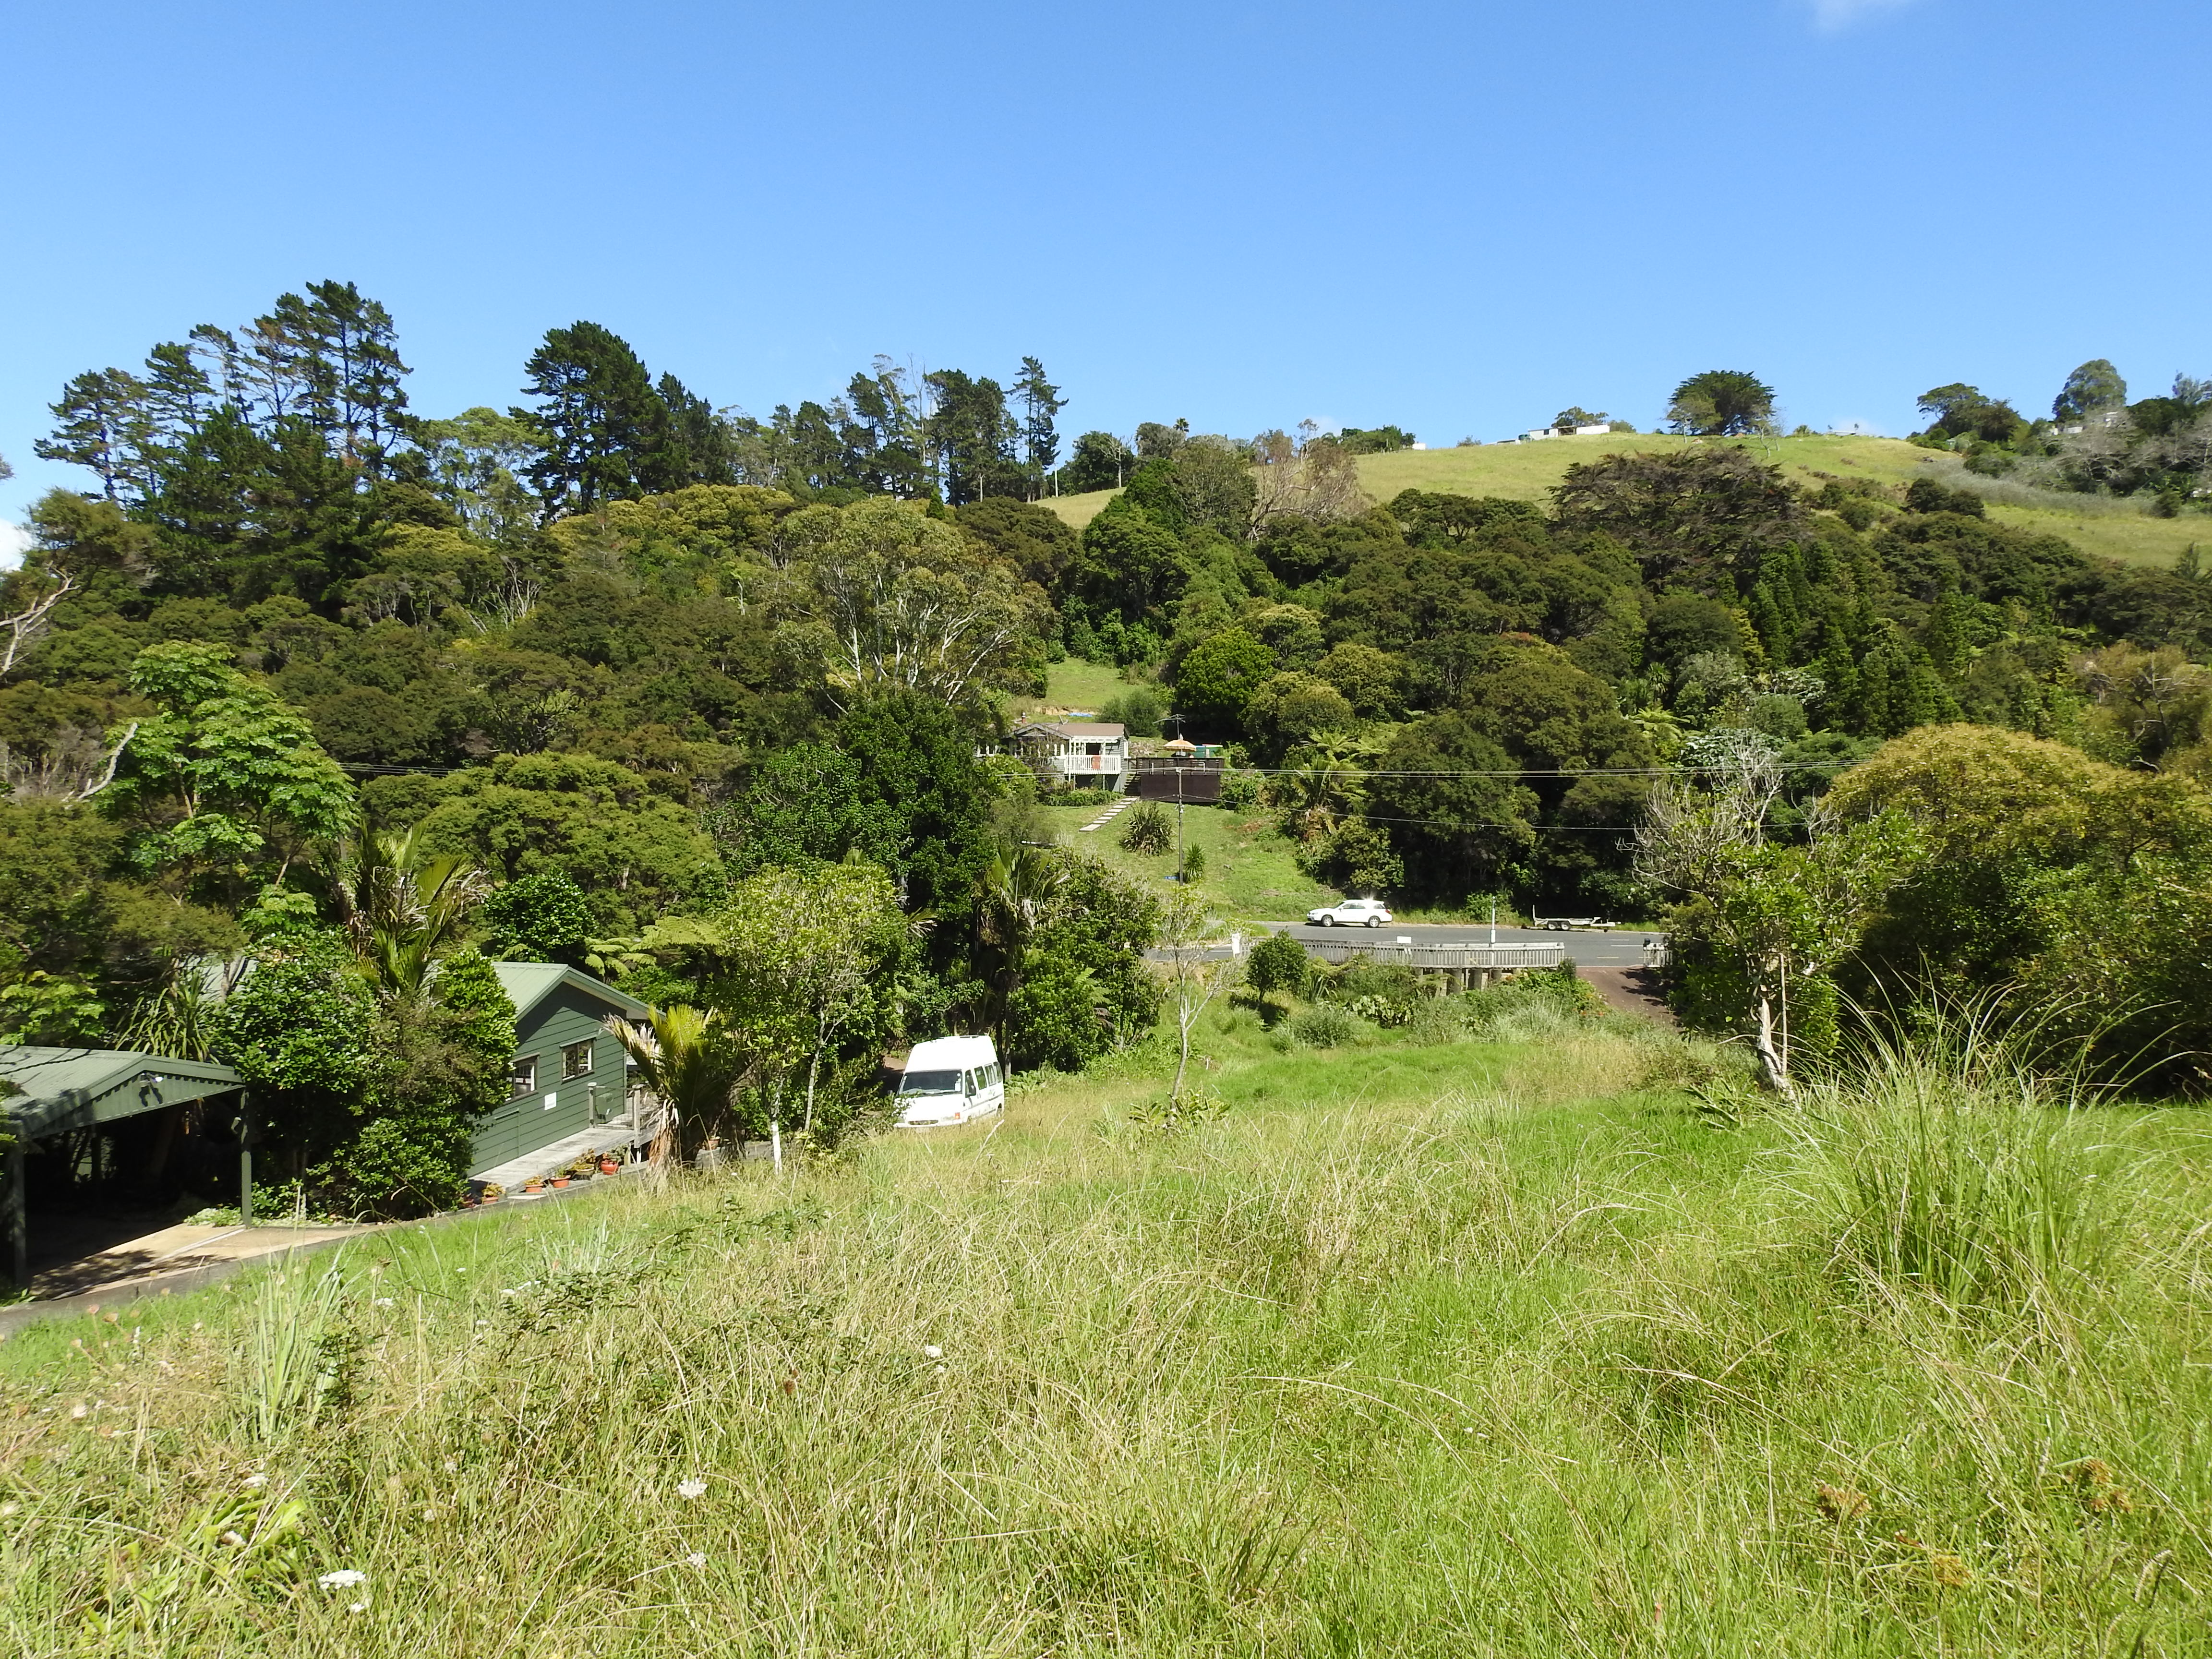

{"left": 471, "top": 963, "right": 652, "bottom": 1177}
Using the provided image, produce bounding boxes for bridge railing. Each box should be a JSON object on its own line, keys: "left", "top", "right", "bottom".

{"left": 1300, "top": 939, "right": 1566, "bottom": 970}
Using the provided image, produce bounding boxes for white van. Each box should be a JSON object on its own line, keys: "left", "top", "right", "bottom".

{"left": 893, "top": 1035, "right": 1006, "bottom": 1128}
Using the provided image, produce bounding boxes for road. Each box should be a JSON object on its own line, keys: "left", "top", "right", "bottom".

{"left": 1262, "top": 921, "right": 1662, "bottom": 967}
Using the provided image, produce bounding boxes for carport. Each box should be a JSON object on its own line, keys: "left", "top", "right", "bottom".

{"left": 0, "top": 1047, "right": 251, "bottom": 1286}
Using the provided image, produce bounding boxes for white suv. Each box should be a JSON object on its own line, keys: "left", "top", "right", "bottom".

{"left": 1306, "top": 898, "right": 1393, "bottom": 927}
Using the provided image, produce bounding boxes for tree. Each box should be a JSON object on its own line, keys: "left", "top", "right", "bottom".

{"left": 106, "top": 642, "right": 356, "bottom": 907}
{"left": 341, "top": 946, "right": 515, "bottom": 1216}
{"left": 1551, "top": 447, "right": 1806, "bottom": 585}
{"left": 832, "top": 693, "right": 997, "bottom": 930}
{"left": 1173, "top": 629, "right": 1276, "bottom": 736}
{"left": 1915, "top": 384, "right": 2025, "bottom": 444}
{"left": 211, "top": 927, "right": 378, "bottom": 1178}
{"left": 36, "top": 369, "right": 152, "bottom": 502}
{"left": 415, "top": 407, "right": 543, "bottom": 544}
{"left": 1158, "top": 888, "right": 1235, "bottom": 1113}
{"left": 1013, "top": 357, "right": 1066, "bottom": 495}
{"left": 1251, "top": 424, "right": 1369, "bottom": 523}
{"left": 514, "top": 322, "right": 675, "bottom": 516}
{"left": 2053, "top": 359, "right": 2128, "bottom": 424}
{"left": 1665, "top": 370, "right": 1778, "bottom": 437}
{"left": 477, "top": 870, "right": 596, "bottom": 965}
{"left": 705, "top": 860, "right": 908, "bottom": 1154}
{"left": 604, "top": 1004, "right": 743, "bottom": 1167}
{"left": 1062, "top": 431, "right": 1134, "bottom": 493}
{"left": 1638, "top": 745, "right": 1918, "bottom": 1092}
{"left": 1243, "top": 928, "right": 1311, "bottom": 1022}
{"left": 785, "top": 498, "right": 1047, "bottom": 706}
{"left": 1551, "top": 408, "right": 1608, "bottom": 433}
{"left": 974, "top": 843, "right": 1070, "bottom": 1044}
{"left": 1367, "top": 714, "right": 1539, "bottom": 901}
{"left": 924, "top": 369, "right": 1023, "bottom": 504}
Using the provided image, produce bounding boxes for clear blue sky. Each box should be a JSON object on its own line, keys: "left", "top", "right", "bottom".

{"left": 3, "top": 0, "right": 2207, "bottom": 538}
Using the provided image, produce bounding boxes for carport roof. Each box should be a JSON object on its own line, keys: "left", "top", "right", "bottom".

{"left": 0, "top": 1047, "right": 246, "bottom": 1140}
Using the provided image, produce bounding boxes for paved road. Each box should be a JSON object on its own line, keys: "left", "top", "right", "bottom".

{"left": 1264, "top": 921, "right": 1663, "bottom": 967}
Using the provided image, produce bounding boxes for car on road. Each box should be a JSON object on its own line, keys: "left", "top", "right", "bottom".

{"left": 1533, "top": 915, "right": 1614, "bottom": 931}
{"left": 1305, "top": 898, "right": 1394, "bottom": 927}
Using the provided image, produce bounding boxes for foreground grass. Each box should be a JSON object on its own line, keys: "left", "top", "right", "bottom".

{"left": 5, "top": 1011, "right": 2209, "bottom": 1656}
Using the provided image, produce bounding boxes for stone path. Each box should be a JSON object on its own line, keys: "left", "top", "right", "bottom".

{"left": 1078, "top": 796, "right": 1136, "bottom": 834}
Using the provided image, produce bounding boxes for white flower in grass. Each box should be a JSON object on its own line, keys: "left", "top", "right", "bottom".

{"left": 922, "top": 1344, "right": 942, "bottom": 1360}
{"left": 349, "top": 1601, "right": 368, "bottom": 1613}
{"left": 317, "top": 1569, "right": 367, "bottom": 1589}
{"left": 242, "top": 1473, "right": 268, "bottom": 1489}
{"left": 686, "top": 1551, "right": 707, "bottom": 1568}
{"left": 676, "top": 1478, "right": 707, "bottom": 1501}
{"left": 372, "top": 1298, "right": 394, "bottom": 1310}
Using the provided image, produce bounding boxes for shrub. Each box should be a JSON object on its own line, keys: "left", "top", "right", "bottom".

{"left": 1287, "top": 1005, "right": 1359, "bottom": 1048}
{"left": 1180, "top": 843, "right": 1205, "bottom": 880}
{"left": 1243, "top": 930, "right": 1311, "bottom": 1002}
{"left": 1119, "top": 801, "right": 1173, "bottom": 854}
{"left": 1218, "top": 770, "right": 1262, "bottom": 811}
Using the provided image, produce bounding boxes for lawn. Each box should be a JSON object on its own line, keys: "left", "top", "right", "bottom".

{"left": 1042, "top": 434, "right": 2205, "bottom": 567}
{"left": 1038, "top": 798, "right": 1341, "bottom": 924}
{"left": 7, "top": 1003, "right": 2207, "bottom": 1656}
{"left": 1009, "top": 658, "right": 1136, "bottom": 720}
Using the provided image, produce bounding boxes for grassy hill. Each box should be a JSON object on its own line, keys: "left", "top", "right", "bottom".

{"left": 1043, "top": 434, "right": 2204, "bottom": 567}
{"left": 6, "top": 1007, "right": 2204, "bottom": 1654}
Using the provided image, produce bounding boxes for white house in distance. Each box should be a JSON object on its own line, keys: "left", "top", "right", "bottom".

{"left": 1004, "top": 719, "right": 1129, "bottom": 789}
{"left": 1510, "top": 423, "right": 1613, "bottom": 443}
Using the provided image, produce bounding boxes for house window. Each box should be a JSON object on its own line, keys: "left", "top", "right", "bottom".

{"left": 562, "top": 1040, "right": 594, "bottom": 1080}
{"left": 511, "top": 1055, "right": 537, "bottom": 1097}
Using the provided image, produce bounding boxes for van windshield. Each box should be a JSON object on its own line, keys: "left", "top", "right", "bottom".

{"left": 899, "top": 1070, "right": 963, "bottom": 1095}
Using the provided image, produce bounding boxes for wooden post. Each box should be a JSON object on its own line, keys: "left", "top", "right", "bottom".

{"left": 236, "top": 1092, "right": 253, "bottom": 1228}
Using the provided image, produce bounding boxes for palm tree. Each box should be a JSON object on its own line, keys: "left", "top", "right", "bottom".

{"left": 975, "top": 844, "right": 1069, "bottom": 1044}
{"left": 330, "top": 829, "right": 488, "bottom": 1001}
{"left": 603, "top": 1004, "right": 744, "bottom": 1167}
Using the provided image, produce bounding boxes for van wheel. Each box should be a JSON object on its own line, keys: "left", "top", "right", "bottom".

{"left": 1366, "top": 916, "right": 1381, "bottom": 927}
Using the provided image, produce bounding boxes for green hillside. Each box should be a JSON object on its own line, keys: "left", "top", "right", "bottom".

{"left": 1046, "top": 434, "right": 2202, "bottom": 567}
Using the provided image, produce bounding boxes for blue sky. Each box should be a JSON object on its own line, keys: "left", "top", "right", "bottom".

{"left": 3, "top": 0, "right": 2207, "bottom": 541}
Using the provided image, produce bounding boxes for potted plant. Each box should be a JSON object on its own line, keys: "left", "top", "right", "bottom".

{"left": 551, "top": 1173, "right": 571, "bottom": 1189}
{"left": 597, "top": 1151, "right": 621, "bottom": 1176}
{"left": 480, "top": 1183, "right": 505, "bottom": 1205}
{"left": 523, "top": 1177, "right": 545, "bottom": 1195}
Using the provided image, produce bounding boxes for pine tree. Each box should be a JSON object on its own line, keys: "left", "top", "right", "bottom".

{"left": 1014, "top": 357, "right": 1066, "bottom": 497}
{"left": 513, "top": 322, "right": 673, "bottom": 515}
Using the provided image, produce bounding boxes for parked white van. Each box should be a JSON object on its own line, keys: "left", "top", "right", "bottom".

{"left": 893, "top": 1035, "right": 1006, "bottom": 1128}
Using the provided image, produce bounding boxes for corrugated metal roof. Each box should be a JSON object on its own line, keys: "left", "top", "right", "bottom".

{"left": 490, "top": 962, "right": 650, "bottom": 1023}
{"left": 0, "top": 1047, "right": 246, "bottom": 1139}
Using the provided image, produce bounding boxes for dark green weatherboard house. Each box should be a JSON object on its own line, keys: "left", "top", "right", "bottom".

{"left": 472, "top": 963, "right": 651, "bottom": 1175}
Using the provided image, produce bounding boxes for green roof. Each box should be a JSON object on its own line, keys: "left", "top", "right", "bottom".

{"left": 490, "top": 962, "right": 650, "bottom": 1023}
{"left": 0, "top": 1047, "right": 246, "bottom": 1140}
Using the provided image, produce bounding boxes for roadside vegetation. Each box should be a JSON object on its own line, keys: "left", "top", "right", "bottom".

{"left": 4, "top": 996, "right": 2208, "bottom": 1656}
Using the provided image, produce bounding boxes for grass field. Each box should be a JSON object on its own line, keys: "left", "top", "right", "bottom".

{"left": 1041, "top": 435, "right": 2207, "bottom": 567}
{"left": 1039, "top": 798, "right": 1341, "bottom": 923}
{"left": 7, "top": 1003, "right": 2208, "bottom": 1656}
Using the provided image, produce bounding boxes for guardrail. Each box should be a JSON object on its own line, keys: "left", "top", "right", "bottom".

{"left": 1302, "top": 939, "right": 1565, "bottom": 970}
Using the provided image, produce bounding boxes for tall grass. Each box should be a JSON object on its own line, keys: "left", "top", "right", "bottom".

{"left": 1784, "top": 1015, "right": 2127, "bottom": 1317}
{"left": 1, "top": 1013, "right": 2206, "bottom": 1655}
